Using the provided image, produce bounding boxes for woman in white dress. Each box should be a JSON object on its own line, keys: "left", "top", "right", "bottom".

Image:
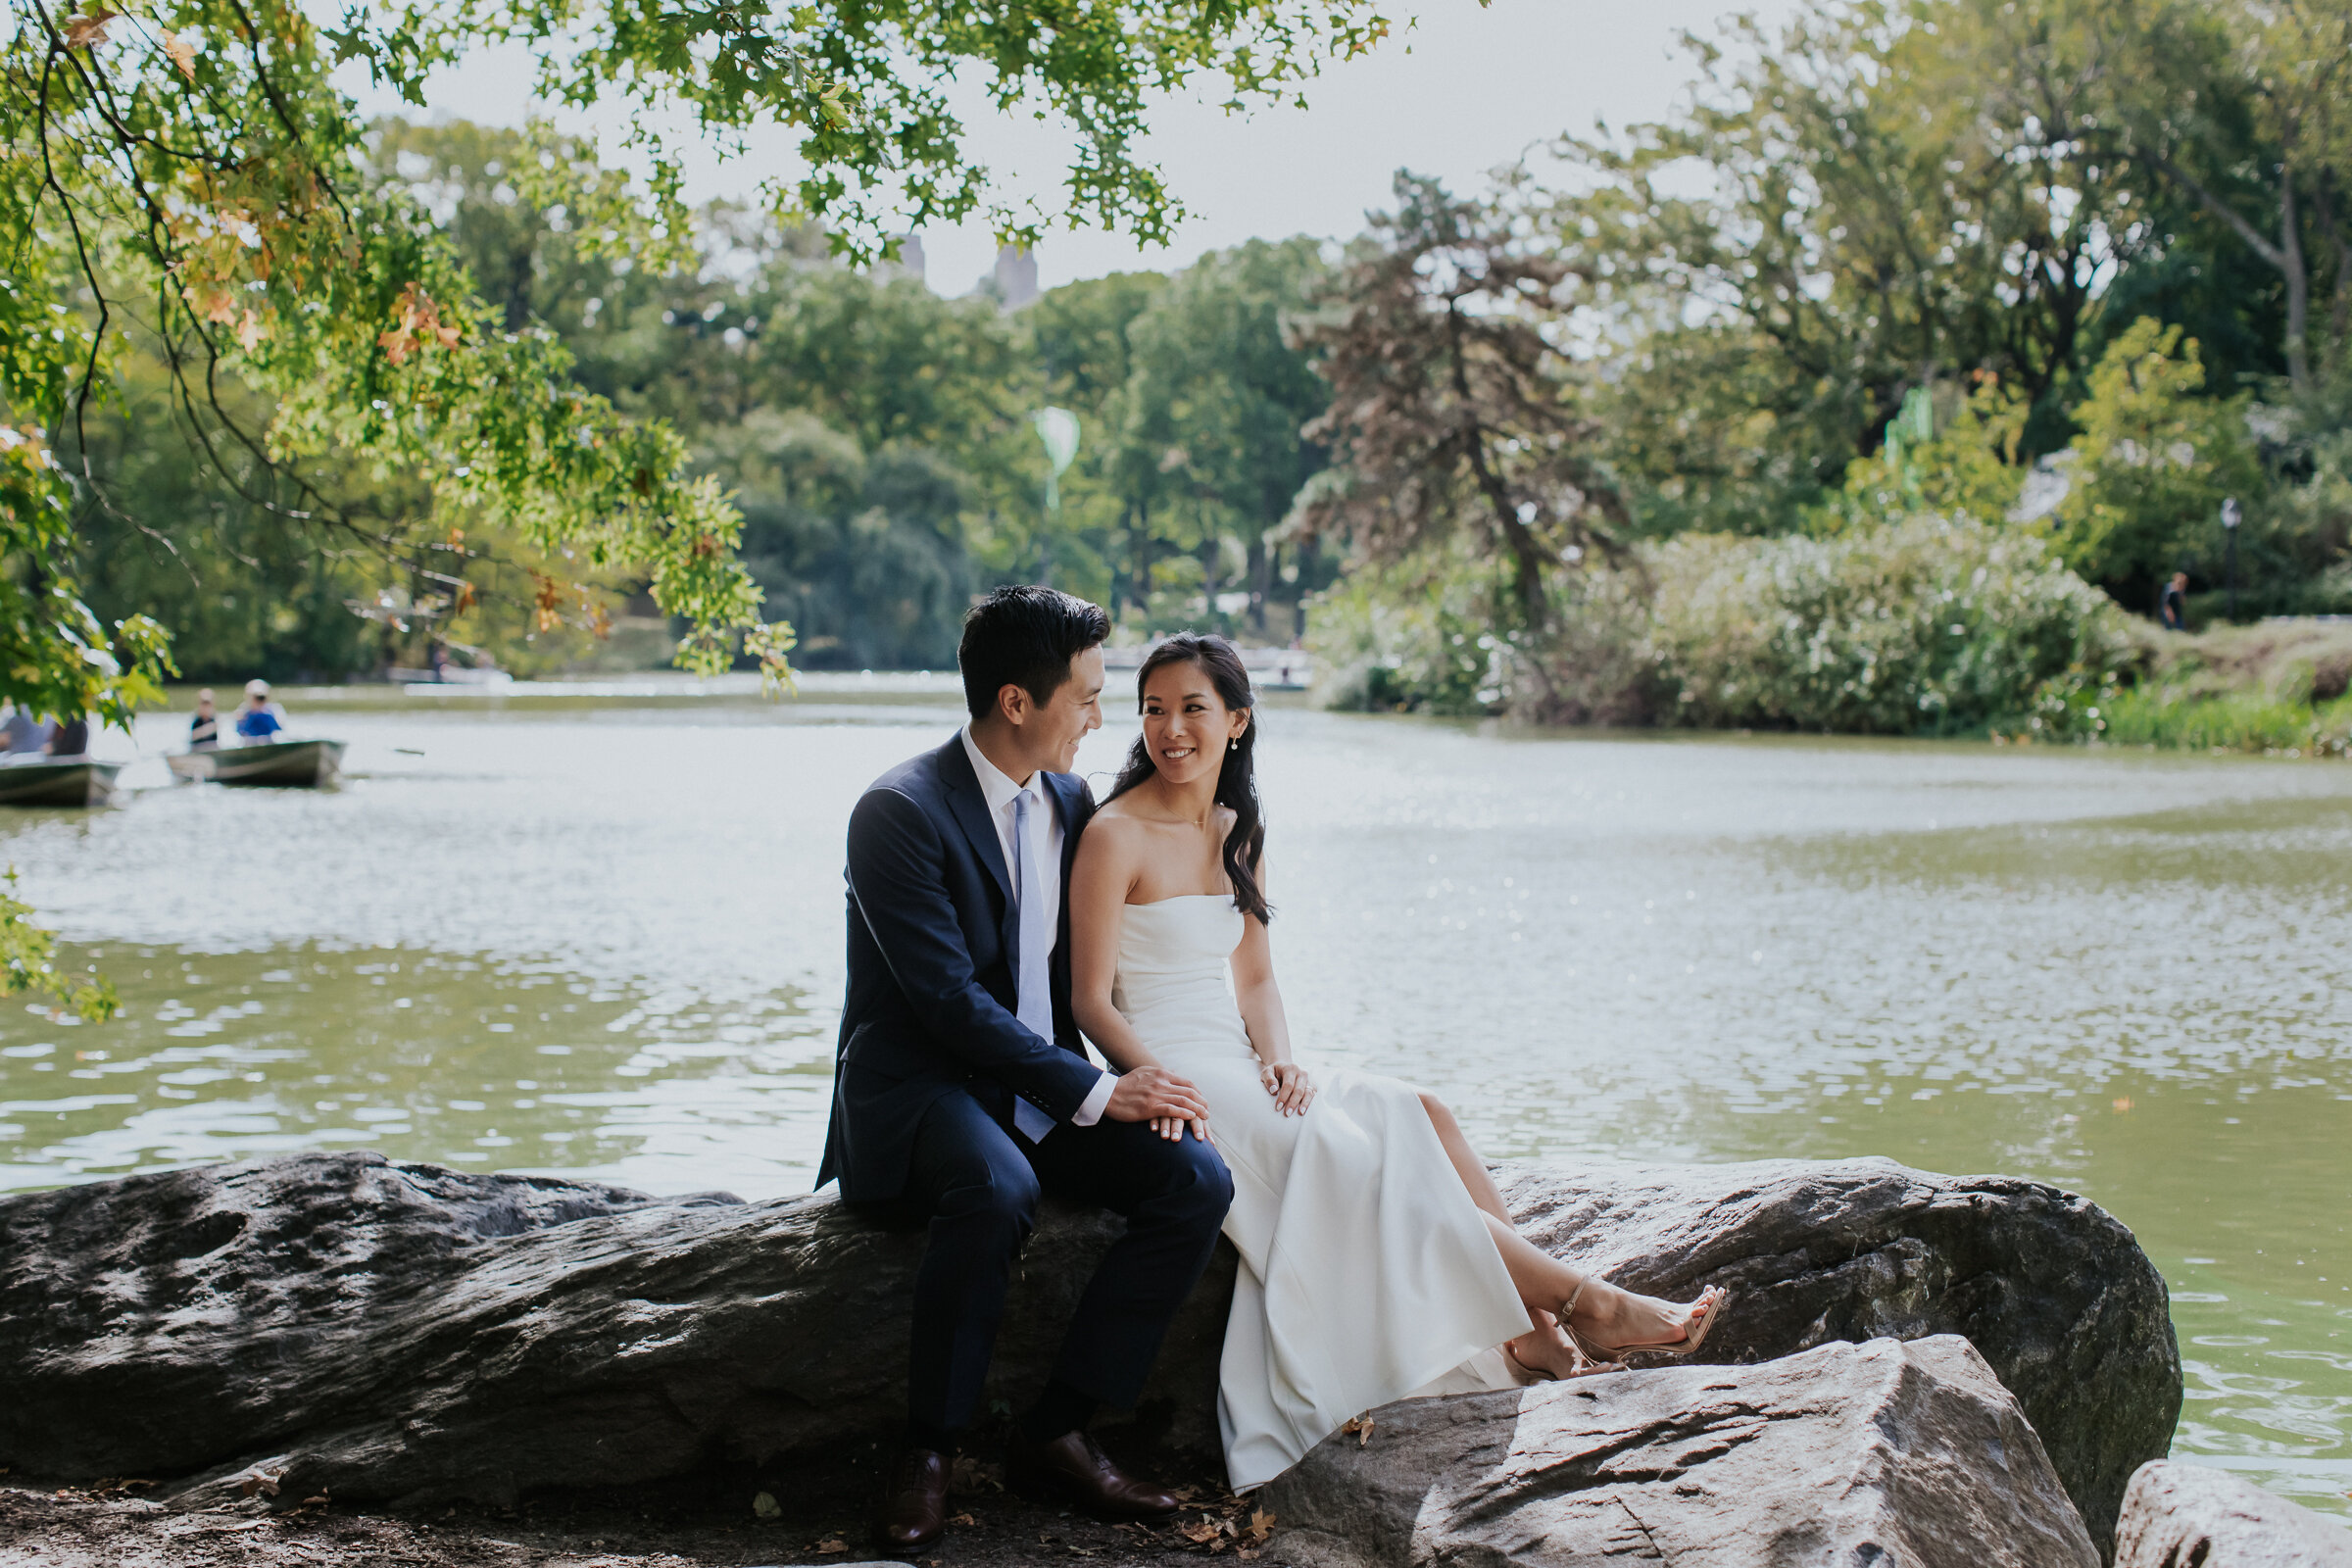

{"left": 1068, "top": 634, "right": 1726, "bottom": 1492}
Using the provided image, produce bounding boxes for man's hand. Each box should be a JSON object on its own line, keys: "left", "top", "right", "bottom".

{"left": 1105, "top": 1065, "right": 1212, "bottom": 1142}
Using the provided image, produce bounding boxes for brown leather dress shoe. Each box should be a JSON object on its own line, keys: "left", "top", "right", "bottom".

{"left": 1005, "top": 1429, "right": 1181, "bottom": 1520}
{"left": 873, "top": 1446, "right": 950, "bottom": 1556}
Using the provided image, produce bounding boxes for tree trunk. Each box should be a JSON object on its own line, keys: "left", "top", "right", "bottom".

{"left": 2281, "top": 165, "right": 2311, "bottom": 393}
{"left": 1132, "top": 499, "right": 1152, "bottom": 611}
{"left": 1199, "top": 514, "right": 1220, "bottom": 606}
{"left": 1247, "top": 534, "right": 1269, "bottom": 634}
{"left": 2316, "top": 175, "right": 2350, "bottom": 374}
{"left": 2155, "top": 152, "right": 2312, "bottom": 393}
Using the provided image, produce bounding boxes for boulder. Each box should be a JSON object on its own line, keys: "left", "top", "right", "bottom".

{"left": 1494, "top": 1158, "right": 2180, "bottom": 1555}
{"left": 1261, "top": 1335, "right": 2100, "bottom": 1568}
{"left": 0, "top": 1151, "right": 2174, "bottom": 1551}
{"left": 2114, "top": 1460, "right": 2352, "bottom": 1567}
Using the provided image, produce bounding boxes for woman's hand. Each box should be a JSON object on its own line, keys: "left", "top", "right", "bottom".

{"left": 1150, "top": 1114, "right": 1214, "bottom": 1144}
{"left": 1259, "top": 1061, "right": 1315, "bottom": 1116}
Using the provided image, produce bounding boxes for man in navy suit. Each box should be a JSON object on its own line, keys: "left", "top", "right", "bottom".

{"left": 820, "top": 586, "right": 1233, "bottom": 1555}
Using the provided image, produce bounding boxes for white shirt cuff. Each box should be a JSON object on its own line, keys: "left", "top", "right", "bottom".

{"left": 1069, "top": 1069, "right": 1118, "bottom": 1128}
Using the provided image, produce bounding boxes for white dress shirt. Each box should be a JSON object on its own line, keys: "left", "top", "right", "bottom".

{"left": 959, "top": 726, "right": 1117, "bottom": 1130}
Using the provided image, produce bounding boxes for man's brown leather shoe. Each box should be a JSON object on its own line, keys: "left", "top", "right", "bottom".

{"left": 1005, "top": 1429, "right": 1180, "bottom": 1521}
{"left": 873, "top": 1446, "right": 950, "bottom": 1556}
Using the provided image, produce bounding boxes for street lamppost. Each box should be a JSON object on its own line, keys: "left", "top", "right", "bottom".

{"left": 2221, "top": 497, "right": 2241, "bottom": 622}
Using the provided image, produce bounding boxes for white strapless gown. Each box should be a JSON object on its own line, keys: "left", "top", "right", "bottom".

{"left": 1111, "top": 896, "right": 1531, "bottom": 1491}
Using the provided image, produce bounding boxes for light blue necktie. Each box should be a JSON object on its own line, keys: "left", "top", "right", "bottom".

{"left": 1010, "top": 788, "right": 1054, "bottom": 1141}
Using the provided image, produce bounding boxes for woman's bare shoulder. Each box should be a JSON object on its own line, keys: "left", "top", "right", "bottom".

{"left": 1087, "top": 797, "right": 1152, "bottom": 830}
{"left": 1077, "top": 805, "right": 1152, "bottom": 858}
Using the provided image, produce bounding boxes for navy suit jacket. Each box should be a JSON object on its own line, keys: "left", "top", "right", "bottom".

{"left": 817, "top": 735, "right": 1105, "bottom": 1201}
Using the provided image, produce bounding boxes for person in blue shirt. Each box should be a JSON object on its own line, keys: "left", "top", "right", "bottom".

{"left": 235, "top": 680, "right": 287, "bottom": 743}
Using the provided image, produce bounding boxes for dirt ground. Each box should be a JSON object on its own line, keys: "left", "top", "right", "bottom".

{"left": 0, "top": 1454, "right": 1287, "bottom": 1568}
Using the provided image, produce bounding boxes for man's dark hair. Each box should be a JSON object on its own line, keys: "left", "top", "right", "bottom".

{"left": 958, "top": 586, "right": 1110, "bottom": 720}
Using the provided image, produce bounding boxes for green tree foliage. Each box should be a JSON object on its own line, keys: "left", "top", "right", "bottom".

{"left": 2, "top": 0, "right": 1395, "bottom": 718}
{"left": 2044, "top": 319, "right": 2264, "bottom": 601}
{"left": 1109, "top": 237, "right": 1330, "bottom": 631}
{"left": 1291, "top": 176, "right": 1629, "bottom": 630}
{"left": 1534, "top": 0, "right": 2167, "bottom": 535}
{"left": 1811, "top": 380, "right": 2033, "bottom": 534}
{"left": 53, "top": 120, "right": 1350, "bottom": 675}
{"left": 1304, "top": 0, "right": 2347, "bottom": 661}
{"left": 0, "top": 867, "right": 114, "bottom": 1021}
{"left": 2110, "top": 0, "right": 2352, "bottom": 393}
{"left": 1026, "top": 270, "right": 1166, "bottom": 609}
{"left": 1012, "top": 243, "right": 1334, "bottom": 636}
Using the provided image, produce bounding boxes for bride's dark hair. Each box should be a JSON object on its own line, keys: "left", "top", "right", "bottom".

{"left": 1104, "top": 633, "right": 1271, "bottom": 924}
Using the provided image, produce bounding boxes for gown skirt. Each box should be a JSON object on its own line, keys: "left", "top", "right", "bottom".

{"left": 1110, "top": 896, "right": 1531, "bottom": 1491}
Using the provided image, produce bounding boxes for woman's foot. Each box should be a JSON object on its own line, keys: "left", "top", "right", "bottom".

{"left": 1504, "top": 1321, "right": 1582, "bottom": 1381}
{"left": 1564, "top": 1280, "right": 1725, "bottom": 1359}
{"left": 1504, "top": 1312, "right": 1619, "bottom": 1381}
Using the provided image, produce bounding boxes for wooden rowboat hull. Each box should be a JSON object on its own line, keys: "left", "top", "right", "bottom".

{"left": 0, "top": 760, "right": 122, "bottom": 808}
{"left": 169, "top": 740, "right": 345, "bottom": 788}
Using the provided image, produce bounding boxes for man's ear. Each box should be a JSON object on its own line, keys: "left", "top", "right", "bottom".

{"left": 997, "top": 682, "right": 1032, "bottom": 727}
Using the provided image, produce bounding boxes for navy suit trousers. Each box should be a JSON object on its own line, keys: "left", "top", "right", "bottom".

{"left": 881, "top": 1089, "right": 1233, "bottom": 1436}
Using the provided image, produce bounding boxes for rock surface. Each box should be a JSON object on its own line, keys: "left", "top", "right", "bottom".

{"left": 1494, "top": 1158, "right": 2180, "bottom": 1554}
{"left": 0, "top": 1151, "right": 2175, "bottom": 1551}
{"left": 2114, "top": 1460, "right": 2352, "bottom": 1567}
{"left": 1262, "top": 1335, "right": 2100, "bottom": 1568}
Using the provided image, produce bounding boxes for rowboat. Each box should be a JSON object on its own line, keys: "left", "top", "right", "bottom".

{"left": 168, "top": 739, "right": 345, "bottom": 788}
{"left": 0, "top": 758, "right": 122, "bottom": 808}
{"left": 387, "top": 665, "right": 514, "bottom": 688}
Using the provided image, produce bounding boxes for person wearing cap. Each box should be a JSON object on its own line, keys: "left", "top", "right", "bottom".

{"left": 235, "top": 679, "right": 287, "bottom": 743}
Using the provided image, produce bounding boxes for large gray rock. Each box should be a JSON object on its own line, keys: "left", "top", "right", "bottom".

{"left": 0, "top": 1151, "right": 2174, "bottom": 1552}
{"left": 0, "top": 1151, "right": 1232, "bottom": 1506}
{"left": 2114, "top": 1460, "right": 2352, "bottom": 1567}
{"left": 1494, "top": 1158, "right": 2179, "bottom": 1555}
{"left": 1262, "top": 1335, "right": 2100, "bottom": 1568}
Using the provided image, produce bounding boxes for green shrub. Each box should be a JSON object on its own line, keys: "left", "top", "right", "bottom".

{"left": 1311, "top": 514, "right": 2131, "bottom": 737}
{"left": 1643, "top": 515, "right": 2129, "bottom": 736}
{"left": 1305, "top": 557, "right": 1522, "bottom": 716}
{"left": 2042, "top": 318, "right": 2264, "bottom": 604}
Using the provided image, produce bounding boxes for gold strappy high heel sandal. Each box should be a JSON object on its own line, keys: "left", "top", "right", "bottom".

{"left": 1561, "top": 1279, "right": 1729, "bottom": 1367}
{"left": 1503, "top": 1296, "right": 1625, "bottom": 1383}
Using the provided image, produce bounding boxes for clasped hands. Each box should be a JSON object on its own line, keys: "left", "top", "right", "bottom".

{"left": 1105, "top": 1059, "right": 1317, "bottom": 1143}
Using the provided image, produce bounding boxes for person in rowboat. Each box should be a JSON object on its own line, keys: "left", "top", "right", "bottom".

{"left": 45, "top": 713, "right": 90, "bottom": 758}
{"left": 1, "top": 702, "right": 49, "bottom": 754}
{"left": 189, "top": 690, "right": 221, "bottom": 751}
{"left": 235, "top": 680, "right": 287, "bottom": 744}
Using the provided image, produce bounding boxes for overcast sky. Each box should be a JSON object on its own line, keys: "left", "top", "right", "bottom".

{"left": 343, "top": 0, "right": 1795, "bottom": 294}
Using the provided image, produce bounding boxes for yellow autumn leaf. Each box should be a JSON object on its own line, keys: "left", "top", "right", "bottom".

{"left": 162, "top": 30, "right": 196, "bottom": 77}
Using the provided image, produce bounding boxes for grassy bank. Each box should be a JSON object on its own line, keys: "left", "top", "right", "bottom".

{"left": 2080, "top": 620, "right": 2352, "bottom": 757}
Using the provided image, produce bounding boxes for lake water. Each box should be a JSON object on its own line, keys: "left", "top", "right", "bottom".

{"left": 2, "top": 676, "right": 2347, "bottom": 1517}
